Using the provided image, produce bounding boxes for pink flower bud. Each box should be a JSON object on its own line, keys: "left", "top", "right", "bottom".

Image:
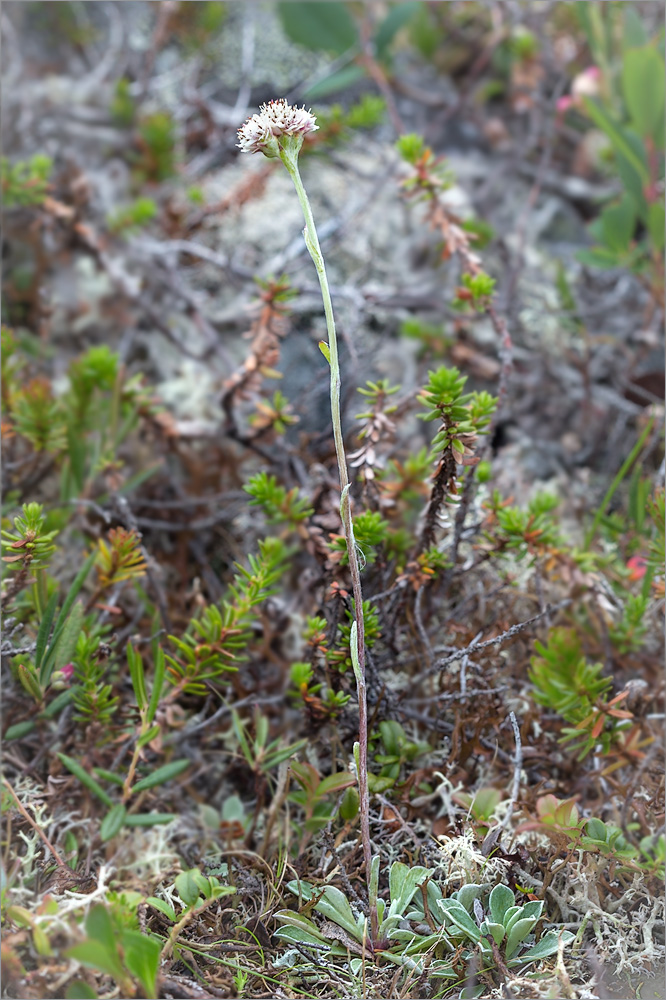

{"left": 60, "top": 662, "right": 75, "bottom": 682}
{"left": 556, "top": 95, "right": 575, "bottom": 115}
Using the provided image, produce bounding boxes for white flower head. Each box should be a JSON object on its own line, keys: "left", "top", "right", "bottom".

{"left": 237, "top": 99, "right": 318, "bottom": 158}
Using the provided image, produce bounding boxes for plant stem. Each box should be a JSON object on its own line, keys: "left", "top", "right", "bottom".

{"left": 122, "top": 721, "right": 148, "bottom": 803}
{"left": 1, "top": 563, "right": 31, "bottom": 609}
{"left": 282, "top": 154, "right": 377, "bottom": 941}
{"left": 161, "top": 897, "right": 220, "bottom": 960}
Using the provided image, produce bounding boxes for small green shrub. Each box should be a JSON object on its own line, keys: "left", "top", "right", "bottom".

{"left": 107, "top": 197, "right": 157, "bottom": 234}
{"left": 530, "top": 628, "right": 633, "bottom": 758}
{"left": 1, "top": 155, "right": 52, "bottom": 207}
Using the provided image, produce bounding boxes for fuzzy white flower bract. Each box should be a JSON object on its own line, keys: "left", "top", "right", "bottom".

{"left": 237, "top": 98, "right": 318, "bottom": 156}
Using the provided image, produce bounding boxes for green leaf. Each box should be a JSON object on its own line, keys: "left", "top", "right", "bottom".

{"left": 615, "top": 145, "right": 651, "bottom": 218}
{"left": 146, "top": 647, "right": 166, "bottom": 725}
{"left": 305, "top": 64, "right": 366, "bottom": 100}
{"left": 622, "top": 45, "right": 665, "bottom": 138}
{"left": 623, "top": 8, "right": 649, "bottom": 49}
{"left": 374, "top": 2, "right": 419, "bottom": 60}
{"left": 514, "top": 929, "right": 575, "bottom": 963}
{"left": 86, "top": 904, "right": 117, "bottom": 952}
{"left": 99, "top": 803, "right": 126, "bottom": 842}
{"left": 478, "top": 935, "right": 493, "bottom": 960}
{"left": 131, "top": 759, "right": 189, "bottom": 793}
{"left": 576, "top": 247, "right": 622, "bottom": 270}
{"left": 653, "top": 102, "right": 665, "bottom": 151}
{"left": 210, "top": 884, "right": 236, "bottom": 901}
{"left": 66, "top": 940, "right": 121, "bottom": 980}
{"left": 191, "top": 870, "right": 212, "bottom": 897}
{"left": 127, "top": 644, "right": 147, "bottom": 712}
{"left": 41, "top": 688, "right": 73, "bottom": 718}
{"left": 273, "top": 923, "right": 327, "bottom": 948}
{"left": 290, "top": 761, "right": 319, "bottom": 797}
{"left": 369, "top": 854, "right": 380, "bottom": 915}
{"left": 50, "top": 600, "right": 84, "bottom": 675}
{"left": 93, "top": 768, "right": 125, "bottom": 787}
{"left": 6, "top": 905, "right": 33, "bottom": 927}
{"left": 582, "top": 98, "right": 649, "bottom": 184}
{"left": 57, "top": 753, "right": 112, "bottom": 806}
{"left": 339, "top": 786, "right": 359, "bottom": 820}
{"left": 388, "top": 862, "right": 430, "bottom": 916}
{"left": 33, "top": 924, "right": 53, "bottom": 955}
{"left": 508, "top": 900, "right": 542, "bottom": 926}
{"left": 313, "top": 885, "right": 362, "bottom": 939}
{"left": 489, "top": 884, "right": 514, "bottom": 925}
{"left": 66, "top": 982, "right": 99, "bottom": 1000}
{"left": 4, "top": 721, "right": 35, "bottom": 740}
{"left": 221, "top": 795, "right": 245, "bottom": 823}
{"left": 254, "top": 715, "right": 269, "bottom": 753}
{"left": 124, "top": 812, "right": 175, "bottom": 827}
{"left": 429, "top": 959, "right": 458, "bottom": 980}
{"left": 277, "top": 2, "right": 358, "bottom": 55}
{"left": 232, "top": 710, "right": 253, "bottom": 766}
{"left": 505, "top": 916, "right": 538, "bottom": 957}
{"left": 486, "top": 920, "right": 505, "bottom": 945}
{"left": 121, "top": 929, "right": 161, "bottom": 999}
{"left": 262, "top": 738, "right": 308, "bottom": 770}
{"left": 146, "top": 897, "right": 177, "bottom": 922}
{"left": 273, "top": 909, "right": 328, "bottom": 945}
{"left": 286, "top": 878, "right": 315, "bottom": 901}
{"left": 318, "top": 340, "right": 331, "bottom": 364}
{"left": 40, "top": 550, "right": 96, "bottom": 685}
{"left": 317, "top": 771, "right": 357, "bottom": 796}
{"left": 455, "top": 883, "right": 487, "bottom": 913}
{"left": 647, "top": 201, "right": 665, "bottom": 251}
{"left": 600, "top": 197, "right": 636, "bottom": 253}
{"left": 115, "top": 462, "right": 162, "bottom": 497}
{"left": 175, "top": 869, "right": 201, "bottom": 907}
{"left": 575, "top": 2, "right": 611, "bottom": 80}
{"left": 378, "top": 720, "right": 402, "bottom": 756}
{"left": 34, "top": 590, "right": 59, "bottom": 671}
{"left": 586, "top": 817, "right": 608, "bottom": 841}
{"left": 437, "top": 899, "right": 481, "bottom": 942}
{"left": 137, "top": 724, "right": 161, "bottom": 748}
{"left": 19, "top": 665, "right": 43, "bottom": 707}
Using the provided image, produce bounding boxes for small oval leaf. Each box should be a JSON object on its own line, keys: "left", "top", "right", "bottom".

{"left": 131, "top": 759, "right": 189, "bottom": 793}
{"left": 100, "top": 804, "right": 126, "bottom": 842}
{"left": 146, "top": 897, "right": 177, "bottom": 922}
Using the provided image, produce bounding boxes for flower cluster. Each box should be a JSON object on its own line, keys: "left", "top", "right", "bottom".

{"left": 237, "top": 99, "right": 318, "bottom": 157}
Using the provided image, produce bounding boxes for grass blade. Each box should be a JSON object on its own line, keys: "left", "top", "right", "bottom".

{"left": 585, "top": 416, "right": 655, "bottom": 547}
{"left": 146, "top": 647, "right": 165, "bottom": 725}
{"left": 40, "top": 551, "right": 96, "bottom": 685}
{"left": 34, "top": 590, "right": 59, "bottom": 672}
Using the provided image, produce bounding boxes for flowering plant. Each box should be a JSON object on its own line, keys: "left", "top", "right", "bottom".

{"left": 238, "top": 99, "right": 376, "bottom": 937}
